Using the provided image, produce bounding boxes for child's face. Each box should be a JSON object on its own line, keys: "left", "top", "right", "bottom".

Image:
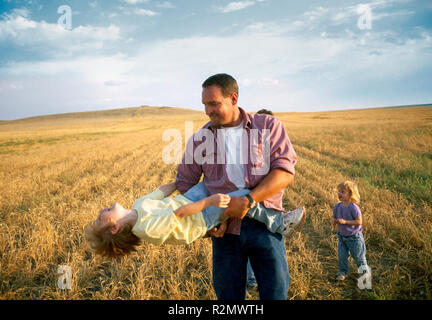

{"left": 94, "top": 203, "right": 127, "bottom": 233}
{"left": 338, "top": 188, "right": 351, "bottom": 203}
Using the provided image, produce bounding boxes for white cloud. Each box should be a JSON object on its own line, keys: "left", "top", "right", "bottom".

{"left": 218, "top": 1, "right": 255, "bottom": 13}
{"left": 122, "top": 0, "right": 149, "bottom": 4}
{"left": 304, "top": 6, "right": 329, "bottom": 20}
{"left": 0, "top": 13, "right": 120, "bottom": 56}
{"left": 134, "top": 8, "right": 159, "bottom": 16}
{"left": 156, "top": 2, "right": 175, "bottom": 9}
{"left": 1, "top": 0, "right": 430, "bottom": 119}
{"left": 116, "top": 6, "right": 159, "bottom": 16}
{"left": 3, "top": 53, "right": 133, "bottom": 83}
{"left": 299, "top": 1, "right": 416, "bottom": 31}
{"left": 104, "top": 80, "right": 125, "bottom": 86}
{"left": 0, "top": 80, "right": 23, "bottom": 92}
{"left": 9, "top": 7, "right": 31, "bottom": 18}
{"left": 373, "top": 9, "right": 415, "bottom": 21}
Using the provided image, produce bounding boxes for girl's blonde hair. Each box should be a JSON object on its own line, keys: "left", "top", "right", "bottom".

{"left": 337, "top": 180, "right": 360, "bottom": 205}
{"left": 83, "top": 221, "right": 141, "bottom": 258}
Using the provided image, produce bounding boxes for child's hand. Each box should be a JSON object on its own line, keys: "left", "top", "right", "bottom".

{"left": 331, "top": 216, "right": 337, "bottom": 226}
{"left": 336, "top": 218, "right": 347, "bottom": 225}
{"left": 208, "top": 193, "right": 231, "bottom": 208}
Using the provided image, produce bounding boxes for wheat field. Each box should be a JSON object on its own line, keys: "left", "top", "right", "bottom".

{"left": 0, "top": 105, "right": 431, "bottom": 300}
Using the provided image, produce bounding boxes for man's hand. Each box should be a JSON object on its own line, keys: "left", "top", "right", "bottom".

{"left": 208, "top": 220, "right": 228, "bottom": 238}
{"left": 219, "top": 196, "right": 250, "bottom": 222}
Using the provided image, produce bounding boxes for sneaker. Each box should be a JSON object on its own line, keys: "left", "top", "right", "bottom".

{"left": 247, "top": 281, "right": 258, "bottom": 291}
{"left": 336, "top": 273, "right": 346, "bottom": 281}
{"left": 282, "top": 206, "right": 306, "bottom": 238}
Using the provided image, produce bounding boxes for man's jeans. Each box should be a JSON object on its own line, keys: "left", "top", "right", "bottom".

{"left": 337, "top": 232, "right": 368, "bottom": 275}
{"left": 183, "top": 182, "right": 290, "bottom": 300}
{"left": 246, "top": 259, "right": 257, "bottom": 287}
{"left": 212, "top": 218, "right": 290, "bottom": 300}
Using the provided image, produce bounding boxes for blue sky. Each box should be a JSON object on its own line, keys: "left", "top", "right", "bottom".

{"left": 0, "top": 0, "right": 431, "bottom": 120}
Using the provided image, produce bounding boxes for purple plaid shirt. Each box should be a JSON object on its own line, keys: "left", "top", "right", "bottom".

{"left": 176, "top": 107, "right": 297, "bottom": 235}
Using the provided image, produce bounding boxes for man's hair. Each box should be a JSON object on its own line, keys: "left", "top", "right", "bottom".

{"left": 202, "top": 73, "right": 239, "bottom": 97}
{"left": 337, "top": 180, "right": 361, "bottom": 205}
{"left": 83, "top": 221, "right": 141, "bottom": 258}
{"left": 257, "top": 108, "right": 274, "bottom": 116}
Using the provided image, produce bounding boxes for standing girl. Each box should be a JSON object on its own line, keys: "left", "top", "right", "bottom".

{"left": 332, "top": 181, "right": 370, "bottom": 281}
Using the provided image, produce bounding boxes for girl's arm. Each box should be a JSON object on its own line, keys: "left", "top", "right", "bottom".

{"left": 158, "top": 182, "right": 177, "bottom": 197}
{"left": 331, "top": 206, "right": 338, "bottom": 228}
{"left": 174, "top": 194, "right": 230, "bottom": 219}
{"left": 336, "top": 216, "right": 362, "bottom": 226}
{"left": 331, "top": 216, "right": 338, "bottom": 227}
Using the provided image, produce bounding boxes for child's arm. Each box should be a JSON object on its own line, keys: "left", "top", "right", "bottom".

{"left": 336, "top": 216, "right": 362, "bottom": 226}
{"left": 158, "top": 182, "right": 177, "bottom": 197}
{"left": 174, "top": 194, "right": 231, "bottom": 219}
{"left": 331, "top": 215, "right": 338, "bottom": 228}
{"left": 331, "top": 206, "right": 338, "bottom": 229}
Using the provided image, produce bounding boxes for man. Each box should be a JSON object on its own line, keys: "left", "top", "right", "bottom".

{"left": 176, "top": 73, "right": 298, "bottom": 300}
{"left": 246, "top": 107, "right": 274, "bottom": 290}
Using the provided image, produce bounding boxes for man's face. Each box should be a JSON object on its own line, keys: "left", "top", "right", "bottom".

{"left": 202, "top": 85, "right": 237, "bottom": 127}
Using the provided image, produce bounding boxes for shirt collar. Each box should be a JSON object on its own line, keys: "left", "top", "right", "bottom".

{"left": 205, "top": 107, "right": 252, "bottom": 132}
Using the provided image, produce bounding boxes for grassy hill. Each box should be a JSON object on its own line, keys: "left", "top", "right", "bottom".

{"left": 0, "top": 105, "right": 431, "bottom": 299}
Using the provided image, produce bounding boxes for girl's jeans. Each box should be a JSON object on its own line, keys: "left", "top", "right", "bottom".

{"left": 337, "top": 232, "right": 368, "bottom": 275}
{"left": 183, "top": 181, "right": 290, "bottom": 300}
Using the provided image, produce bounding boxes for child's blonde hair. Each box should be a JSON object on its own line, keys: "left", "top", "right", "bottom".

{"left": 337, "top": 180, "right": 360, "bottom": 205}
{"left": 83, "top": 221, "right": 141, "bottom": 258}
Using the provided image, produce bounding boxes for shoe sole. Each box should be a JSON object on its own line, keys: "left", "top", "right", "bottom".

{"left": 285, "top": 207, "right": 307, "bottom": 238}
{"left": 293, "top": 207, "right": 307, "bottom": 233}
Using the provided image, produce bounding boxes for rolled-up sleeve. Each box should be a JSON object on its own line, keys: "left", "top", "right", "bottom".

{"left": 268, "top": 117, "right": 297, "bottom": 175}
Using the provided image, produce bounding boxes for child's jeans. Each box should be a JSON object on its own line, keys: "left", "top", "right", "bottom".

{"left": 337, "top": 232, "right": 368, "bottom": 275}
{"left": 183, "top": 181, "right": 286, "bottom": 234}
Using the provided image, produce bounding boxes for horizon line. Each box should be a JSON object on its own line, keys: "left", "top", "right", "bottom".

{"left": 1, "top": 102, "right": 431, "bottom": 122}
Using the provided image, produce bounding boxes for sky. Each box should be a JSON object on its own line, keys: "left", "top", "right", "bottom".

{"left": 0, "top": 0, "right": 431, "bottom": 120}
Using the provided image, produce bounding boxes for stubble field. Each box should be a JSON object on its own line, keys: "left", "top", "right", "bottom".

{"left": 0, "top": 105, "right": 431, "bottom": 300}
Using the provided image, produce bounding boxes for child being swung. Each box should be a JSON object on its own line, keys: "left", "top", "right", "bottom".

{"left": 84, "top": 181, "right": 305, "bottom": 258}
{"left": 331, "top": 181, "right": 370, "bottom": 281}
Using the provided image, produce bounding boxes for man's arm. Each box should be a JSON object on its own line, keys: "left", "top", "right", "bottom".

{"left": 211, "top": 116, "right": 297, "bottom": 237}
{"left": 219, "top": 168, "right": 294, "bottom": 222}
{"left": 175, "top": 134, "right": 203, "bottom": 193}
{"left": 158, "top": 182, "right": 177, "bottom": 197}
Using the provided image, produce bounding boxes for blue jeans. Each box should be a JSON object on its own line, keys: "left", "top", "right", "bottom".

{"left": 183, "top": 182, "right": 285, "bottom": 233}
{"left": 212, "top": 218, "right": 290, "bottom": 300}
{"left": 183, "top": 182, "right": 290, "bottom": 300}
{"left": 246, "top": 259, "right": 257, "bottom": 286}
{"left": 337, "top": 232, "right": 368, "bottom": 275}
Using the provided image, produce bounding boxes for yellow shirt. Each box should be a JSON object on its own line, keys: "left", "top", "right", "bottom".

{"left": 131, "top": 189, "right": 208, "bottom": 245}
